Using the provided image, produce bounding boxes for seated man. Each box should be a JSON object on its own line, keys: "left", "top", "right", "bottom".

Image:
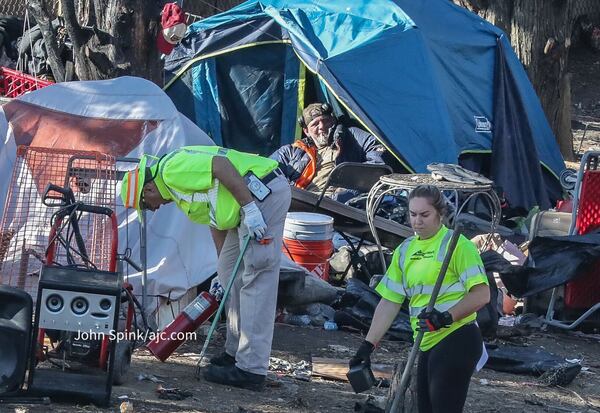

{"left": 270, "top": 102, "right": 386, "bottom": 202}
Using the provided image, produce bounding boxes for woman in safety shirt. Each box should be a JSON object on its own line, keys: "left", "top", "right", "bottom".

{"left": 350, "top": 185, "right": 490, "bottom": 413}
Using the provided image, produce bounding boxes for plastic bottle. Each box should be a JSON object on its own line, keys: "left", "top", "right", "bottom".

{"left": 282, "top": 314, "right": 311, "bottom": 326}
{"left": 323, "top": 321, "right": 338, "bottom": 330}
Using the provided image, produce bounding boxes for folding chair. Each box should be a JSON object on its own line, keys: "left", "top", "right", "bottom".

{"left": 313, "top": 162, "right": 393, "bottom": 280}
{"left": 542, "top": 151, "right": 600, "bottom": 329}
{"left": 523, "top": 210, "right": 571, "bottom": 315}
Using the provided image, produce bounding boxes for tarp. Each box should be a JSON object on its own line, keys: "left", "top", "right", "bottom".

{"left": 499, "top": 234, "right": 600, "bottom": 298}
{"left": 164, "top": 0, "right": 565, "bottom": 209}
{"left": 0, "top": 77, "right": 218, "bottom": 312}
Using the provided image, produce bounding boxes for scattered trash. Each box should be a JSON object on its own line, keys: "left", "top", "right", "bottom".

{"left": 538, "top": 364, "right": 583, "bottom": 386}
{"left": 156, "top": 384, "right": 193, "bottom": 400}
{"left": 324, "top": 321, "right": 338, "bottom": 330}
{"left": 269, "top": 357, "right": 312, "bottom": 381}
{"left": 237, "top": 407, "right": 264, "bottom": 413}
{"left": 278, "top": 313, "right": 312, "bottom": 326}
{"left": 285, "top": 303, "right": 337, "bottom": 327}
{"left": 485, "top": 344, "right": 582, "bottom": 385}
{"left": 120, "top": 400, "right": 134, "bottom": 413}
{"left": 327, "top": 344, "right": 352, "bottom": 354}
{"left": 354, "top": 394, "right": 386, "bottom": 412}
{"left": 479, "top": 379, "right": 489, "bottom": 385}
{"left": 498, "top": 316, "right": 517, "bottom": 327}
{"left": 137, "top": 373, "right": 165, "bottom": 383}
{"left": 181, "top": 352, "right": 202, "bottom": 360}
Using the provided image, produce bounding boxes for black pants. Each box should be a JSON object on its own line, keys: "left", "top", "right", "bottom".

{"left": 417, "top": 323, "right": 483, "bottom": 413}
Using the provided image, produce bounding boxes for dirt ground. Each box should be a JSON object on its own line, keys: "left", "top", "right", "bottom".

{"left": 4, "top": 323, "right": 600, "bottom": 413}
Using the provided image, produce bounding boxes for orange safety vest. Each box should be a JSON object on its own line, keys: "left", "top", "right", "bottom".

{"left": 292, "top": 140, "right": 318, "bottom": 189}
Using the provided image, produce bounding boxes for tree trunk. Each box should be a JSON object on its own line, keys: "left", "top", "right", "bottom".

{"left": 67, "top": 0, "right": 162, "bottom": 83}
{"left": 511, "top": 0, "right": 575, "bottom": 161}
{"left": 27, "top": 0, "right": 66, "bottom": 82}
{"left": 30, "top": 0, "right": 162, "bottom": 84}
{"left": 453, "top": 0, "right": 576, "bottom": 161}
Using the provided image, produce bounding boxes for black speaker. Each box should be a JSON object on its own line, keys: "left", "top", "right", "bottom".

{"left": 0, "top": 285, "right": 33, "bottom": 395}
{"left": 28, "top": 266, "right": 122, "bottom": 406}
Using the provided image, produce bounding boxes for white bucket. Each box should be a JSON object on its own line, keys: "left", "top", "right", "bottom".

{"left": 283, "top": 212, "right": 334, "bottom": 241}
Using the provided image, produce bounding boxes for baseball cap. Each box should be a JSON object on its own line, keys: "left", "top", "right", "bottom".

{"left": 157, "top": 3, "right": 187, "bottom": 55}
{"left": 302, "top": 103, "right": 333, "bottom": 127}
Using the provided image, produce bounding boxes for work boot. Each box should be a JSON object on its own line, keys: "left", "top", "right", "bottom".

{"left": 203, "top": 365, "right": 265, "bottom": 391}
{"left": 209, "top": 351, "right": 236, "bottom": 367}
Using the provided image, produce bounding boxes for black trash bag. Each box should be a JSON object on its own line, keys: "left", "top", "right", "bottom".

{"left": 500, "top": 233, "right": 600, "bottom": 298}
{"left": 362, "top": 248, "right": 394, "bottom": 278}
{"left": 334, "top": 279, "right": 412, "bottom": 341}
{"left": 484, "top": 344, "right": 582, "bottom": 385}
{"left": 476, "top": 268, "right": 500, "bottom": 338}
{"left": 480, "top": 250, "right": 514, "bottom": 273}
{"left": 334, "top": 308, "right": 412, "bottom": 342}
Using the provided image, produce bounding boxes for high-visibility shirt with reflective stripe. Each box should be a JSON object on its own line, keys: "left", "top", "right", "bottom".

{"left": 153, "top": 146, "right": 277, "bottom": 230}
{"left": 375, "top": 225, "right": 488, "bottom": 351}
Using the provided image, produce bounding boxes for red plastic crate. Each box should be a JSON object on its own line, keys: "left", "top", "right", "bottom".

{"left": 565, "top": 168, "right": 600, "bottom": 309}
{"left": 0, "top": 67, "right": 53, "bottom": 98}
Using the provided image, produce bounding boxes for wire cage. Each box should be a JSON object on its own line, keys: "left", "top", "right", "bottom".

{"left": 0, "top": 146, "right": 117, "bottom": 301}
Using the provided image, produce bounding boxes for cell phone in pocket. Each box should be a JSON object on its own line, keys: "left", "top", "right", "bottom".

{"left": 244, "top": 172, "right": 271, "bottom": 201}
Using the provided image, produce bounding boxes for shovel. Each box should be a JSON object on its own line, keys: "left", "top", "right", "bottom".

{"left": 386, "top": 228, "right": 462, "bottom": 412}
{"left": 195, "top": 234, "right": 251, "bottom": 378}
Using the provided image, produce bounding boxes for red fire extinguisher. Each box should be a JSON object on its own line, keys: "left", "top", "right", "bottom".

{"left": 147, "top": 291, "right": 219, "bottom": 362}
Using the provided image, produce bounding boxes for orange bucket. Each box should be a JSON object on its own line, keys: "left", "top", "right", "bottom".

{"left": 282, "top": 213, "right": 334, "bottom": 281}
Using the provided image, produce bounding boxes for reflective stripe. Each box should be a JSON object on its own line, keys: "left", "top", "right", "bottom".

{"left": 379, "top": 275, "right": 407, "bottom": 296}
{"left": 398, "top": 237, "right": 415, "bottom": 269}
{"left": 409, "top": 299, "right": 460, "bottom": 318}
{"left": 124, "top": 170, "right": 134, "bottom": 208}
{"left": 436, "top": 229, "right": 455, "bottom": 261}
{"left": 158, "top": 147, "right": 221, "bottom": 225}
{"left": 407, "top": 282, "right": 466, "bottom": 297}
{"left": 397, "top": 236, "right": 414, "bottom": 293}
{"left": 166, "top": 179, "right": 220, "bottom": 226}
{"left": 132, "top": 168, "right": 140, "bottom": 209}
{"left": 459, "top": 264, "right": 485, "bottom": 284}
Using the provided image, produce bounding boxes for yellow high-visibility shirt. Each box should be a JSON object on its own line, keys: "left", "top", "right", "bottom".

{"left": 153, "top": 146, "right": 277, "bottom": 230}
{"left": 376, "top": 225, "right": 488, "bottom": 351}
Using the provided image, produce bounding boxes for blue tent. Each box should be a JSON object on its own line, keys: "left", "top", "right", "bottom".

{"left": 164, "top": 0, "right": 565, "bottom": 209}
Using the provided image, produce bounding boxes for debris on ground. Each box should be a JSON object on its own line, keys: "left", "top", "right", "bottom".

{"left": 155, "top": 384, "right": 193, "bottom": 400}
{"left": 269, "top": 357, "right": 312, "bottom": 381}
{"left": 136, "top": 373, "right": 165, "bottom": 383}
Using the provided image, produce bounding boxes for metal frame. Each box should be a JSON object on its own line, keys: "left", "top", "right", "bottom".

{"left": 543, "top": 150, "right": 600, "bottom": 329}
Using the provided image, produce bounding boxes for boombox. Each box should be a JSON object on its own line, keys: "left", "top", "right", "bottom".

{"left": 28, "top": 265, "right": 122, "bottom": 406}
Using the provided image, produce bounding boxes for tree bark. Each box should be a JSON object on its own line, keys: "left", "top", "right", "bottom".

{"left": 27, "top": 0, "right": 66, "bottom": 82}
{"left": 452, "top": 0, "right": 576, "bottom": 161}
{"left": 32, "top": 0, "right": 162, "bottom": 84}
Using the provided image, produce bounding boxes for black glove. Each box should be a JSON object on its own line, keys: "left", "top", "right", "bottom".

{"left": 349, "top": 340, "right": 375, "bottom": 368}
{"left": 417, "top": 308, "right": 453, "bottom": 332}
